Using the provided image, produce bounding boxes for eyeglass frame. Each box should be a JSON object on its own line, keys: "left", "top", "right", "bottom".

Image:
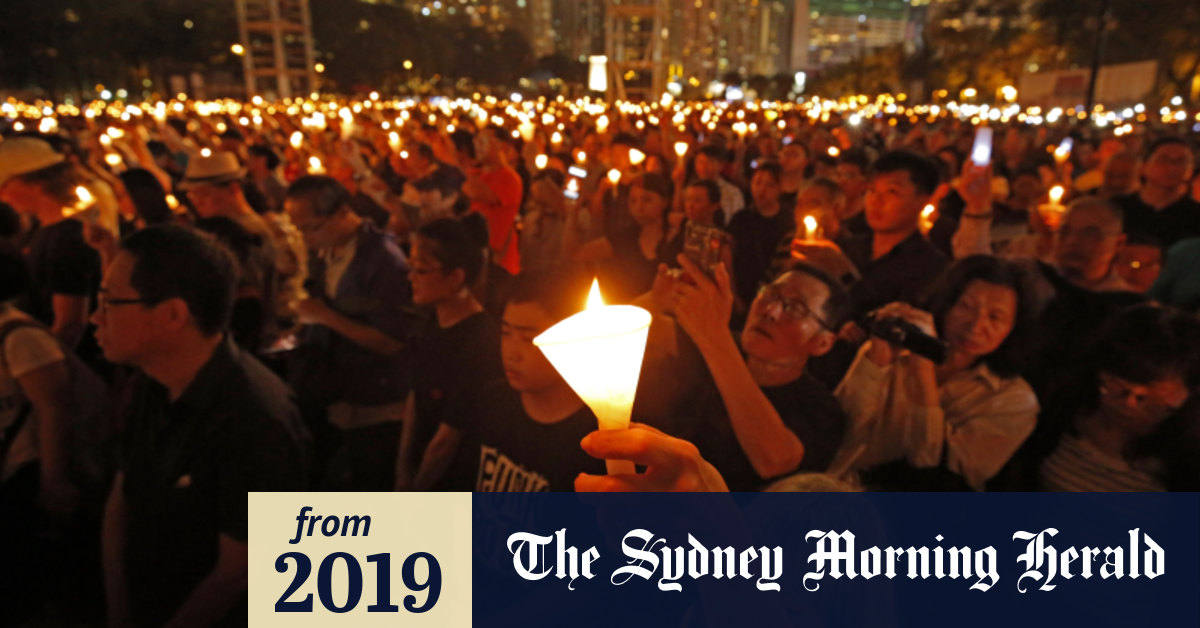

{"left": 96, "top": 292, "right": 157, "bottom": 316}
{"left": 756, "top": 282, "right": 833, "bottom": 331}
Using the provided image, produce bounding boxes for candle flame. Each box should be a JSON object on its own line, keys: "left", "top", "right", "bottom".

{"left": 289, "top": 131, "right": 303, "bottom": 149}
{"left": 576, "top": 150, "right": 587, "bottom": 164}
{"left": 308, "top": 156, "right": 324, "bottom": 173}
{"left": 628, "top": 148, "right": 646, "bottom": 166}
{"left": 828, "top": 146, "right": 840, "bottom": 157}
{"left": 75, "top": 186, "right": 93, "bottom": 205}
{"left": 535, "top": 154, "right": 548, "bottom": 170}
{"left": 804, "top": 215, "right": 818, "bottom": 231}
{"left": 551, "top": 131, "right": 563, "bottom": 144}
{"left": 607, "top": 169, "right": 621, "bottom": 185}
{"left": 674, "top": 141, "right": 688, "bottom": 157}
{"left": 586, "top": 278, "right": 604, "bottom": 310}
{"left": 105, "top": 153, "right": 123, "bottom": 167}
{"left": 166, "top": 194, "right": 180, "bottom": 210}
{"left": 1049, "top": 185, "right": 1064, "bottom": 204}
{"left": 921, "top": 204, "right": 936, "bottom": 219}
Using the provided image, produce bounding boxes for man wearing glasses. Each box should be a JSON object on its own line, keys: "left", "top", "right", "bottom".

{"left": 650, "top": 255, "right": 852, "bottom": 491}
{"left": 284, "top": 175, "right": 416, "bottom": 491}
{"left": 95, "top": 225, "right": 308, "bottom": 628}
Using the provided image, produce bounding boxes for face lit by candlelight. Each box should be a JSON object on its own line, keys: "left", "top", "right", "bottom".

{"left": 629, "top": 185, "right": 668, "bottom": 227}
{"left": 741, "top": 270, "right": 836, "bottom": 365}
{"left": 501, "top": 301, "right": 565, "bottom": 393}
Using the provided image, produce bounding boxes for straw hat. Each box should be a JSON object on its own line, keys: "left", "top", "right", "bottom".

{"left": 0, "top": 137, "right": 66, "bottom": 187}
{"left": 181, "top": 151, "right": 245, "bottom": 188}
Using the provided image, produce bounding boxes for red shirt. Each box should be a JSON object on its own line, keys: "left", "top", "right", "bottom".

{"left": 470, "top": 166, "right": 523, "bottom": 275}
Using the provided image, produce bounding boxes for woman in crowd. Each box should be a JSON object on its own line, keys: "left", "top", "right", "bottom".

{"left": 395, "top": 218, "right": 502, "bottom": 490}
{"left": 833, "top": 254, "right": 1039, "bottom": 491}
{"left": 565, "top": 172, "right": 675, "bottom": 303}
{"left": 1035, "top": 305, "right": 1200, "bottom": 491}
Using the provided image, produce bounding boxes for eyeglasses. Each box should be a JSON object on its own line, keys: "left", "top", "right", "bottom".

{"left": 756, "top": 283, "right": 832, "bottom": 330}
{"left": 97, "top": 294, "right": 155, "bottom": 315}
{"left": 1098, "top": 374, "right": 1187, "bottom": 414}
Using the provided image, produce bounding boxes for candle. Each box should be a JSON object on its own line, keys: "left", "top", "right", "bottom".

{"left": 596, "top": 115, "right": 609, "bottom": 133}
{"left": 607, "top": 169, "right": 621, "bottom": 185}
{"left": 308, "top": 156, "right": 325, "bottom": 174}
{"left": 803, "top": 215, "right": 819, "bottom": 242}
{"left": 388, "top": 131, "right": 401, "bottom": 152}
{"left": 535, "top": 154, "right": 548, "bottom": 170}
{"left": 289, "top": 131, "right": 303, "bottom": 150}
{"left": 920, "top": 204, "right": 936, "bottom": 234}
{"left": 105, "top": 153, "right": 124, "bottom": 168}
{"left": 1038, "top": 185, "right": 1067, "bottom": 231}
{"left": 534, "top": 279, "right": 652, "bottom": 476}
{"left": 576, "top": 150, "right": 587, "bottom": 165}
{"left": 551, "top": 131, "right": 563, "bottom": 146}
{"left": 200, "top": 148, "right": 212, "bottom": 158}
{"left": 674, "top": 142, "right": 688, "bottom": 158}
{"left": 828, "top": 146, "right": 840, "bottom": 158}
{"left": 628, "top": 148, "right": 646, "bottom": 166}
{"left": 63, "top": 186, "right": 95, "bottom": 220}
{"left": 165, "top": 194, "right": 183, "bottom": 213}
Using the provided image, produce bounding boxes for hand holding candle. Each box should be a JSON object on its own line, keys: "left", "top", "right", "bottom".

{"left": 1039, "top": 185, "right": 1066, "bottom": 231}
{"left": 534, "top": 279, "right": 651, "bottom": 476}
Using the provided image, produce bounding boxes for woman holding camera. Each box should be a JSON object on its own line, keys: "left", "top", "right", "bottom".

{"left": 832, "top": 255, "right": 1039, "bottom": 491}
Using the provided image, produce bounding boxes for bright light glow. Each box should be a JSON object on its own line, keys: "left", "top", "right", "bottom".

{"left": 535, "top": 154, "right": 548, "bottom": 170}
{"left": 200, "top": 148, "right": 212, "bottom": 157}
{"left": 231, "top": 44, "right": 245, "bottom": 56}
{"left": 628, "top": 148, "right": 646, "bottom": 166}
{"left": 607, "top": 169, "right": 621, "bottom": 185}
{"left": 289, "top": 131, "right": 303, "bottom": 149}
{"left": 1049, "top": 185, "right": 1064, "bottom": 204}
{"left": 803, "top": 215, "right": 818, "bottom": 241}
{"left": 827, "top": 146, "right": 840, "bottom": 157}
{"left": 674, "top": 142, "right": 688, "bottom": 157}
{"left": 588, "top": 56, "right": 608, "bottom": 93}
{"left": 105, "top": 153, "right": 123, "bottom": 167}
{"left": 308, "top": 156, "right": 325, "bottom": 174}
{"left": 533, "top": 278, "right": 652, "bottom": 475}
{"left": 596, "top": 115, "right": 609, "bottom": 133}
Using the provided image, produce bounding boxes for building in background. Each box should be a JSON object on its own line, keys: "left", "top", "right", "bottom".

{"left": 236, "top": 0, "right": 318, "bottom": 99}
{"left": 806, "top": 0, "right": 909, "bottom": 69}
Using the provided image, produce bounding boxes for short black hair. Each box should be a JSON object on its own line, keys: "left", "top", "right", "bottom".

{"left": 285, "top": 175, "right": 352, "bottom": 218}
{"left": 698, "top": 145, "right": 729, "bottom": 163}
{"left": 416, "top": 218, "right": 484, "bottom": 286}
{"left": 752, "top": 160, "right": 783, "bottom": 184}
{"left": 119, "top": 225, "right": 237, "bottom": 337}
{"left": 1145, "top": 136, "right": 1195, "bottom": 160}
{"left": 869, "top": 150, "right": 942, "bottom": 196}
{"left": 506, "top": 268, "right": 594, "bottom": 322}
{"left": 1094, "top": 304, "right": 1200, "bottom": 389}
{"left": 774, "top": 260, "right": 852, "bottom": 331}
{"left": 685, "top": 179, "right": 721, "bottom": 204}
{"left": 413, "top": 142, "right": 437, "bottom": 162}
{"left": 632, "top": 172, "right": 673, "bottom": 203}
{"left": 1067, "top": 196, "right": 1124, "bottom": 232}
{"left": 922, "top": 255, "right": 1037, "bottom": 378}
{"left": 838, "top": 148, "right": 870, "bottom": 174}
{"left": 247, "top": 144, "right": 281, "bottom": 170}
{"left": 0, "top": 201, "right": 22, "bottom": 239}
{"left": 15, "top": 161, "right": 77, "bottom": 205}
{"left": 611, "top": 132, "right": 641, "bottom": 149}
{"left": 119, "top": 168, "right": 173, "bottom": 225}
{"left": 413, "top": 166, "right": 467, "bottom": 196}
{"left": 804, "top": 177, "right": 845, "bottom": 204}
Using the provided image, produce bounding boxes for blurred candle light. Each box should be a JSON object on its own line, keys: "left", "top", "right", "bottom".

{"left": 674, "top": 141, "right": 688, "bottom": 157}
{"left": 920, "top": 204, "right": 937, "bottom": 234}
{"left": 289, "top": 131, "right": 303, "bottom": 150}
{"left": 308, "top": 156, "right": 325, "bottom": 174}
{"left": 535, "top": 154, "right": 548, "bottom": 170}
{"left": 533, "top": 279, "right": 651, "bottom": 475}
{"left": 803, "top": 215, "right": 819, "bottom": 242}
{"left": 628, "top": 148, "right": 646, "bottom": 166}
{"left": 607, "top": 169, "right": 621, "bottom": 185}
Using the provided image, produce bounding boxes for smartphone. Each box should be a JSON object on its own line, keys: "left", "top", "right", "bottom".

{"left": 970, "top": 127, "right": 993, "bottom": 167}
{"left": 682, "top": 222, "right": 731, "bottom": 278}
{"left": 568, "top": 166, "right": 588, "bottom": 179}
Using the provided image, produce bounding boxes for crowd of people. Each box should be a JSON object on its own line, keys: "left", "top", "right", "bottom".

{"left": 0, "top": 93, "right": 1199, "bottom": 624}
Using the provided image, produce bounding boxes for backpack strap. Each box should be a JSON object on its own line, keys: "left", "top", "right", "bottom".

{"left": 0, "top": 318, "right": 49, "bottom": 475}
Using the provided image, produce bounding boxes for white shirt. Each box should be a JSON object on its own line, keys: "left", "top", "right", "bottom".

{"left": 832, "top": 345, "right": 1039, "bottom": 491}
{"left": 0, "top": 305, "right": 65, "bottom": 481}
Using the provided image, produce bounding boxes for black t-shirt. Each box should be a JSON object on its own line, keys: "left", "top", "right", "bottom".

{"left": 22, "top": 219, "right": 101, "bottom": 325}
{"left": 677, "top": 369, "right": 847, "bottom": 492}
{"left": 728, "top": 206, "right": 795, "bottom": 305}
{"left": 121, "top": 339, "right": 309, "bottom": 627}
{"left": 1113, "top": 193, "right": 1200, "bottom": 247}
{"left": 410, "top": 311, "right": 503, "bottom": 477}
{"left": 443, "top": 379, "right": 605, "bottom": 491}
{"left": 600, "top": 225, "right": 670, "bottom": 304}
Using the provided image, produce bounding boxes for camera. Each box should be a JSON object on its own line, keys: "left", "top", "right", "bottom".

{"left": 865, "top": 315, "right": 947, "bottom": 364}
{"left": 682, "top": 222, "right": 731, "bottom": 278}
